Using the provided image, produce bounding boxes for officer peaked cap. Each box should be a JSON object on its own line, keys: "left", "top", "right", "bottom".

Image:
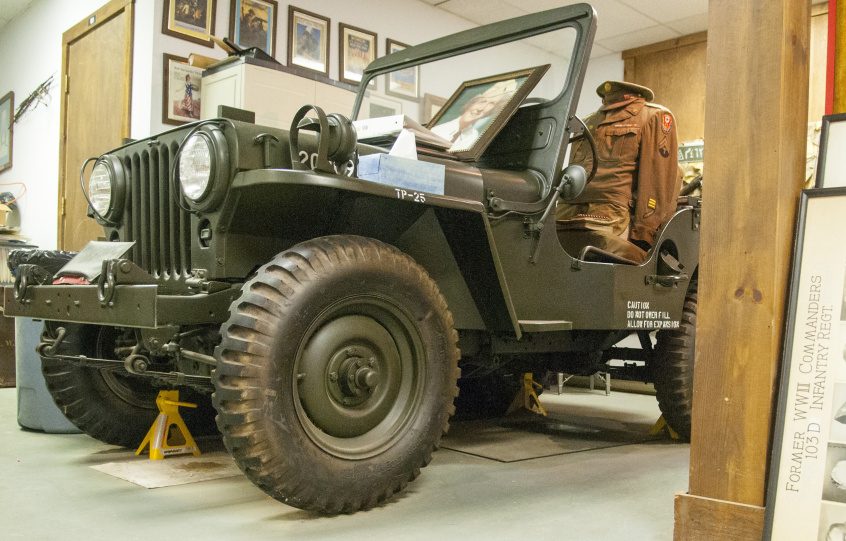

{"left": 596, "top": 80, "right": 655, "bottom": 102}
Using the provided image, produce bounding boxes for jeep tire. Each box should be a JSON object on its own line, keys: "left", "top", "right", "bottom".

{"left": 214, "top": 235, "right": 460, "bottom": 514}
{"left": 652, "top": 280, "right": 697, "bottom": 441}
{"left": 41, "top": 324, "right": 216, "bottom": 447}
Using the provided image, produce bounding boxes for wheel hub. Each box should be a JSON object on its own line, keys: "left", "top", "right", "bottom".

{"left": 297, "top": 315, "right": 403, "bottom": 438}
{"left": 327, "top": 347, "right": 381, "bottom": 406}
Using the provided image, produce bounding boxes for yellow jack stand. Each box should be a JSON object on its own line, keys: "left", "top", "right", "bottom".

{"left": 135, "top": 390, "right": 201, "bottom": 460}
{"left": 649, "top": 415, "right": 680, "bottom": 441}
{"left": 508, "top": 373, "right": 548, "bottom": 416}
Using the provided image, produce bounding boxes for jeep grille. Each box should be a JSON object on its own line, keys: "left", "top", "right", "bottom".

{"left": 122, "top": 142, "right": 192, "bottom": 278}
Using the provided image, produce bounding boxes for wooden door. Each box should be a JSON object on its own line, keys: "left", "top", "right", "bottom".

{"left": 59, "top": 0, "right": 133, "bottom": 251}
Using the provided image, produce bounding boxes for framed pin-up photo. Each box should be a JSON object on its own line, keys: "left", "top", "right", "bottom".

{"left": 339, "top": 23, "right": 376, "bottom": 86}
{"left": 162, "top": 0, "right": 217, "bottom": 48}
{"left": 162, "top": 54, "right": 203, "bottom": 125}
{"left": 815, "top": 113, "right": 846, "bottom": 188}
{"left": 229, "top": 0, "right": 278, "bottom": 56}
{"left": 763, "top": 187, "right": 846, "bottom": 540}
{"left": 0, "top": 91, "right": 12, "bottom": 173}
{"left": 427, "top": 65, "right": 549, "bottom": 161}
{"left": 385, "top": 38, "right": 419, "bottom": 100}
{"left": 288, "top": 6, "right": 330, "bottom": 76}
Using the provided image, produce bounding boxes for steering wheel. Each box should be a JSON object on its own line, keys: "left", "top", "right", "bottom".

{"left": 567, "top": 116, "right": 598, "bottom": 184}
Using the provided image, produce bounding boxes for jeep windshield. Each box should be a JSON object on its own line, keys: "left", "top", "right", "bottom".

{"left": 352, "top": 3, "right": 594, "bottom": 179}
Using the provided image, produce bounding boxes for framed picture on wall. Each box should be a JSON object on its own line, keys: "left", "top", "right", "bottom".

{"left": 0, "top": 91, "right": 12, "bottom": 173}
{"left": 427, "top": 65, "right": 549, "bottom": 161}
{"left": 368, "top": 95, "right": 402, "bottom": 119}
{"left": 763, "top": 187, "right": 846, "bottom": 540}
{"left": 420, "top": 93, "right": 446, "bottom": 125}
{"left": 339, "top": 23, "right": 376, "bottom": 86}
{"left": 162, "top": 54, "right": 203, "bottom": 125}
{"left": 385, "top": 39, "right": 419, "bottom": 99}
{"left": 162, "top": 0, "right": 217, "bottom": 47}
{"left": 229, "top": 0, "right": 277, "bottom": 56}
{"left": 288, "top": 6, "right": 330, "bottom": 76}
{"left": 815, "top": 113, "right": 846, "bottom": 188}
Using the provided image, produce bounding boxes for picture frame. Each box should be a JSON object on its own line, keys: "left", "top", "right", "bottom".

{"left": 763, "top": 187, "right": 846, "bottom": 540}
{"left": 229, "top": 0, "right": 278, "bottom": 56}
{"left": 815, "top": 113, "right": 846, "bottom": 188}
{"left": 421, "top": 93, "right": 446, "bottom": 125}
{"left": 385, "top": 39, "right": 419, "bottom": 99}
{"left": 288, "top": 6, "right": 330, "bottom": 76}
{"left": 162, "top": 0, "right": 217, "bottom": 48}
{"left": 162, "top": 54, "right": 204, "bottom": 125}
{"left": 0, "top": 91, "right": 12, "bottom": 173}
{"left": 427, "top": 64, "right": 550, "bottom": 161}
{"left": 368, "top": 95, "right": 402, "bottom": 119}
{"left": 339, "top": 23, "right": 377, "bottom": 86}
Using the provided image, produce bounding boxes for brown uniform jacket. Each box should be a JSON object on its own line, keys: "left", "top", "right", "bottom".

{"left": 565, "top": 97, "right": 680, "bottom": 245}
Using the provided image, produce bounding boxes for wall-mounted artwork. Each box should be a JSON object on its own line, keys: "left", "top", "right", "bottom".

{"left": 385, "top": 39, "right": 418, "bottom": 99}
{"left": 0, "top": 92, "right": 13, "bottom": 173}
{"left": 229, "top": 0, "right": 278, "bottom": 56}
{"left": 339, "top": 23, "right": 376, "bottom": 86}
{"left": 162, "top": 0, "right": 217, "bottom": 48}
{"left": 162, "top": 54, "right": 203, "bottom": 125}
{"left": 288, "top": 6, "right": 330, "bottom": 76}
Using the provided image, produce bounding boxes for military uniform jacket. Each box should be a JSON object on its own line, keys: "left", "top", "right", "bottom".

{"left": 568, "top": 97, "right": 680, "bottom": 245}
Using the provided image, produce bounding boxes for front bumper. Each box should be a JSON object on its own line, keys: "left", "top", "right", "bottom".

{"left": 3, "top": 284, "right": 238, "bottom": 328}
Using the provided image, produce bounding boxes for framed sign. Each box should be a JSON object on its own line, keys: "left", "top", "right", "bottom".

{"left": 162, "top": 54, "right": 203, "bottom": 125}
{"left": 421, "top": 93, "right": 446, "bottom": 125}
{"left": 815, "top": 113, "right": 846, "bottom": 188}
{"left": 428, "top": 64, "right": 549, "bottom": 161}
{"left": 368, "top": 95, "right": 402, "bottom": 119}
{"left": 288, "top": 6, "right": 330, "bottom": 76}
{"left": 229, "top": 0, "right": 278, "bottom": 56}
{"left": 764, "top": 188, "right": 846, "bottom": 540}
{"left": 385, "top": 38, "right": 418, "bottom": 99}
{"left": 162, "top": 0, "right": 217, "bottom": 47}
{"left": 339, "top": 23, "right": 377, "bottom": 86}
{"left": 0, "top": 91, "right": 12, "bottom": 173}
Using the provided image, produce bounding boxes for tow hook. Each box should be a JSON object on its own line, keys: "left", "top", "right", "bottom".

{"left": 14, "top": 264, "right": 52, "bottom": 303}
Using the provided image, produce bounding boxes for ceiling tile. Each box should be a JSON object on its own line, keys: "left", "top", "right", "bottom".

{"left": 439, "top": 0, "right": 529, "bottom": 25}
{"left": 524, "top": 30, "right": 579, "bottom": 57}
{"left": 615, "top": 0, "right": 707, "bottom": 24}
{"left": 666, "top": 14, "right": 709, "bottom": 36}
{"left": 418, "top": 0, "right": 445, "bottom": 4}
{"left": 596, "top": 24, "right": 680, "bottom": 53}
{"left": 589, "top": 42, "right": 614, "bottom": 58}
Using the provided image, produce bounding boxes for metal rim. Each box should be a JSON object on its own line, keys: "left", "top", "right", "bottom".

{"left": 293, "top": 295, "right": 427, "bottom": 460}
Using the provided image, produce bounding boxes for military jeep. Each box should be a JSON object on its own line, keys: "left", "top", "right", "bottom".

{"left": 6, "top": 4, "right": 699, "bottom": 513}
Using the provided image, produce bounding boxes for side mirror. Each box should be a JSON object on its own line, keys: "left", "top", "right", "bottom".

{"left": 559, "top": 164, "right": 587, "bottom": 200}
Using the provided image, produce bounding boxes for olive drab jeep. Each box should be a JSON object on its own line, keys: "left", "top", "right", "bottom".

{"left": 6, "top": 4, "right": 699, "bottom": 514}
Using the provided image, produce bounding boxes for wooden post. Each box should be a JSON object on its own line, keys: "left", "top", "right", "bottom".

{"left": 674, "top": 1, "right": 810, "bottom": 540}
{"left": 834, "top": 0, "right": 846, "bottom": 114}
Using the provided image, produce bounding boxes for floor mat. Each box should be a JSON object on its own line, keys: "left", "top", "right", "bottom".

{"left": 442, "top": 411, "right": 661, "bottom": 462}
{"left": 91, "top": 451, "right": 242, "bottom": 488}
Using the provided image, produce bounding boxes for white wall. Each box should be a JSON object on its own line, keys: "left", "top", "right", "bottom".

{"left": 0, "top": 0, "right": 623, "bottom": 249}
{"left": 0, "top": 0, "right": 107, "bottom": 249}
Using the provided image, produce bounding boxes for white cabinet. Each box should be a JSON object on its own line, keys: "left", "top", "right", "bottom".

{"left": 201, "top": 58, "right": 359, "bottom": 129}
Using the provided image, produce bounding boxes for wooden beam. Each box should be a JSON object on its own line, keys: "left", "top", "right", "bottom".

{"left": 835, "top": 0, "right": 846, "bottom": 113}
{"left": 674, "top": 493, "right": 765, "bottom": 541}
{"left": 676, "top": 0, "right": 810, "bottom": 537}
{"left": 621, "top": 31, "right": 707, "bottom": 60}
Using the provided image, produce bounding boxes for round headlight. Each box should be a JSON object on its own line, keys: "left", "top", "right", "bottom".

{"left": 89, "top": 161, "right": 113, "bottom": 217}
{"left": 179, "top": 133, "right": 213, "bottom": 201}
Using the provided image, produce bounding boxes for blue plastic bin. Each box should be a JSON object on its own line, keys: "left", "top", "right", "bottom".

{"left": 15, "top": 317, "right": 80, "bottom": 433}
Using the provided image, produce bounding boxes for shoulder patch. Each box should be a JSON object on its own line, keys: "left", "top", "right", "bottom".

{"left": 661, "top": 113, "right": 673, "bottom": 133}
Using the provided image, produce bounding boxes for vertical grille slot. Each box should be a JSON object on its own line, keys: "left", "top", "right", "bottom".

{"left": 121, "top": 139, "right": 193, "bottom": 280}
